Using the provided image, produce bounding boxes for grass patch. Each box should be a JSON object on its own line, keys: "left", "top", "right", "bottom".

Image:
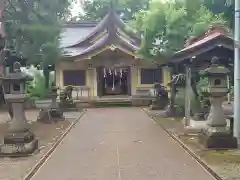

{"left": 179, "top": 135, "right": 240, "bottom": 165}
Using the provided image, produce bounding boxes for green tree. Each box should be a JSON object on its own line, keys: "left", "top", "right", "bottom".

{"left": 202, "top": 0, "right": 234, "bottom": 29}
{"left": 79, "top": 0, "right": 149, "bottom": 20}
{"left": 134, "top": 0, "right": 229, "bottom": 113}
{"left": 3, "top": 0, "right": 72, "bottom": 88}
{"left": 181, "top": 0, "right": 233, "bottom": 29}
{"left": 134, "top": 0, "right": 228, "bottom": 61}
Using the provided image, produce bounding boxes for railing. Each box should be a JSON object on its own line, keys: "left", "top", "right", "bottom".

{"left": 58, "top": 86, "right": 91, "bottom": 100}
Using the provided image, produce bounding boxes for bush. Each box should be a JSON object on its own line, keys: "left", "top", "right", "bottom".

{"left": 175, "top": 91, "right": 201, "bottom": 116}
{"left": 175, "top": 92, "right": 185, "bottom": 114}
{"left": 26, "top": 72, "right": 51, "bottom": 99}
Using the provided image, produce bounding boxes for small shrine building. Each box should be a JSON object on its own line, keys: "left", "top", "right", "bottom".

{"left": 168, "top": 26, "right": 234, "bottom": 123}
{"left": 56, "top": 7, "right": 170, "bottom": 99}
{"left": 169, "top": 26, "right": 234, "bottom": 71}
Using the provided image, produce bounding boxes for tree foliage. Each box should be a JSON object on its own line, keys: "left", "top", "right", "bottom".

{"left": 202, "top": 0, "right": 234, "bottom": 29}
{"left": 134, "top": 0, "right": 228, "bottom": 61}
{"left": 79, "top": 0, "right": 149, "bottom": 20}
{"left": 26, "top": 70, "right": 52, "bottom": 99}
{"left": 3, "top": 0, "right": 72, "bottom": 87}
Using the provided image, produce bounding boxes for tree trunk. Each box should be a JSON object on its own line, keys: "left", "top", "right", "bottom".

{"left": 191, "top": 71, "right": 200, "bottom": 97}
{"left": 43, "top": 68, "right": 50, "bottom": 89}
{"left": 0, "top": 84, "right": 4, "bottom": 106}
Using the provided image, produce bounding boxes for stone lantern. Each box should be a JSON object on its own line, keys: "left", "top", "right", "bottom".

{"left": 0, "top": 62, "right": 38, "bottom": 156}
{"left": 198, "top": 57, "right": 237, "bottom": 149}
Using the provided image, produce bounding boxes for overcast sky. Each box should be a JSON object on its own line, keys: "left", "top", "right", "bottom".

{"left": 71, "top": 1, "right": 84, "bottom": 17}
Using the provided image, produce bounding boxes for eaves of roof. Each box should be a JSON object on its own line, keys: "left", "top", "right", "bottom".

{"left": 170, "top": 32, "right": 234, "bottom": 63}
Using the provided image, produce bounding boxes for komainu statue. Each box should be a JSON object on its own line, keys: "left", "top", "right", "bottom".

{"left": 59, "top": 86, "right": 77, "bottom": 111}
{"left": 149, "top": 82, "right": 169, "bottom": 110}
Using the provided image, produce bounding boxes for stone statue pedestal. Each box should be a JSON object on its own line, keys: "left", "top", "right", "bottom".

{"left": 37, "top": 88, "right": 65, "bottom": 123}
{"left": 59, "top": 99, "right": 77, "bottom": 111}
{"left": 58, "top": 91, "right": 77, "bottom": 111}
{"left": 150, "top": 97, "right": 168, "bottom": 110}
{"left": 37, "top": 108, "right": 65, "bottom": 124}
{"left": 198, "top": 97, "right": 237, "bottom": 149}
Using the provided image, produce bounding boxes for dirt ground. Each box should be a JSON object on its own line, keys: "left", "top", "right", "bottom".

{"left": 151, "top": 113, "right": 240, "bottom": 180}
{"left": 0, "top": 110, "right": 72, "bottom": 180}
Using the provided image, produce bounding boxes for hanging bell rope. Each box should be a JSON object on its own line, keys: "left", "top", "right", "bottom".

{"left": 103, "top": 68, "right": 106, "bottom": 78}
{"left": 120, "top": 68, "right": 123, "bottom": 85}
{"left": 112, "top": 70, "right": 115, "bottom": 91}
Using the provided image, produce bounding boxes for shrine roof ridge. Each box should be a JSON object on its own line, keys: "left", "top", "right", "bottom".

{"left": 63, "top": 20, "right": 99, "bottom": 28}
{"left": 63, "top": 19, "right": 130, "bottom": 28}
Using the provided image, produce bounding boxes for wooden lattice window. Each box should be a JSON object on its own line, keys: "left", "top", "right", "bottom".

{"left": 63, "top": 70, "right": 86, "bottom": 86}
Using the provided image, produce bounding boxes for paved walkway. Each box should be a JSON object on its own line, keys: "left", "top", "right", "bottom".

{"left": 31, "top": 108, "right": 215, "bottom": 180}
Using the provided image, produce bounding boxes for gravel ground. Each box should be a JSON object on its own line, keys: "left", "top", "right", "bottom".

{"left": 0, "top": 110, "right": 82, "bottom": 180}
{"left": 212, "top": 163, "right": 240, "bottom": 180}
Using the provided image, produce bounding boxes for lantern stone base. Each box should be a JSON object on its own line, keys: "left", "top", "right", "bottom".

{"left": 37, "top": 108, "right": 65, "bottom": 124}
{"left": 0, "top": 130, "right": 38, "bottom": 157}
{"left": 198, "top": 127, "right": 237, "bottom": 149}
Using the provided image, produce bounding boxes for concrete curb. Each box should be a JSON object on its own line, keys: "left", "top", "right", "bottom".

{"left": 142, "top": 108, "right": 223, "bottom": 180}
{"left": 23, "top": 110, "right": 87, "bottom": 180}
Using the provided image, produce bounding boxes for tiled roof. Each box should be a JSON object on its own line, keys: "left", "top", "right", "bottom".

{"left": 64, "top": 32, "right": 140, "bottom": 59}
{"left": 60, "top": 26, "right": 95, "bottom": 48}
{"left": 60, "top": 7, "right": 140, "bottom": 59}
{"left": 176, "top": 32, "right": 223, "bottom": 53}
{"left": 169, "top": 29, "right": 234, "bottom": 63}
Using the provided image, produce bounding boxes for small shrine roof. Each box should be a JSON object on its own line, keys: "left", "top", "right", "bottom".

{"left": 169, "top": 27, "right": 234, "bottom": 64}
{"left": 177, "top": 32, "right": 224, "bottom": 53}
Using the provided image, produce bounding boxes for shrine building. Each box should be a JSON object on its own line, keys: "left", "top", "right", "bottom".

{"left": 55, "top": 7, "right": 170, "bottom": 100}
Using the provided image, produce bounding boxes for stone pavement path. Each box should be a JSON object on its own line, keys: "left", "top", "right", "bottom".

{"left": 31, "top": 108, "right": 215, "bottom": 180}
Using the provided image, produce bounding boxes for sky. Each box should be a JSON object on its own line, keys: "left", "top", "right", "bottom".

{"left": 71, "top": 1, "right": 84, "bottom": 17}
{"left": 69, "top": 0, "right": 170, "bottom": 17}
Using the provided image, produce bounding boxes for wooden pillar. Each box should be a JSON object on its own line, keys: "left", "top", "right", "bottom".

{"left": 96, "top": 67, "right": 103, "bottom": 97}
{"left": 127, "top": 66, "right": 131, "bottom": 96}
{"left": 184, "top": 64, "right": 192, "bottom": 126}
{"left": 227, "top": 75, "right": 231, "bottom": 103}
